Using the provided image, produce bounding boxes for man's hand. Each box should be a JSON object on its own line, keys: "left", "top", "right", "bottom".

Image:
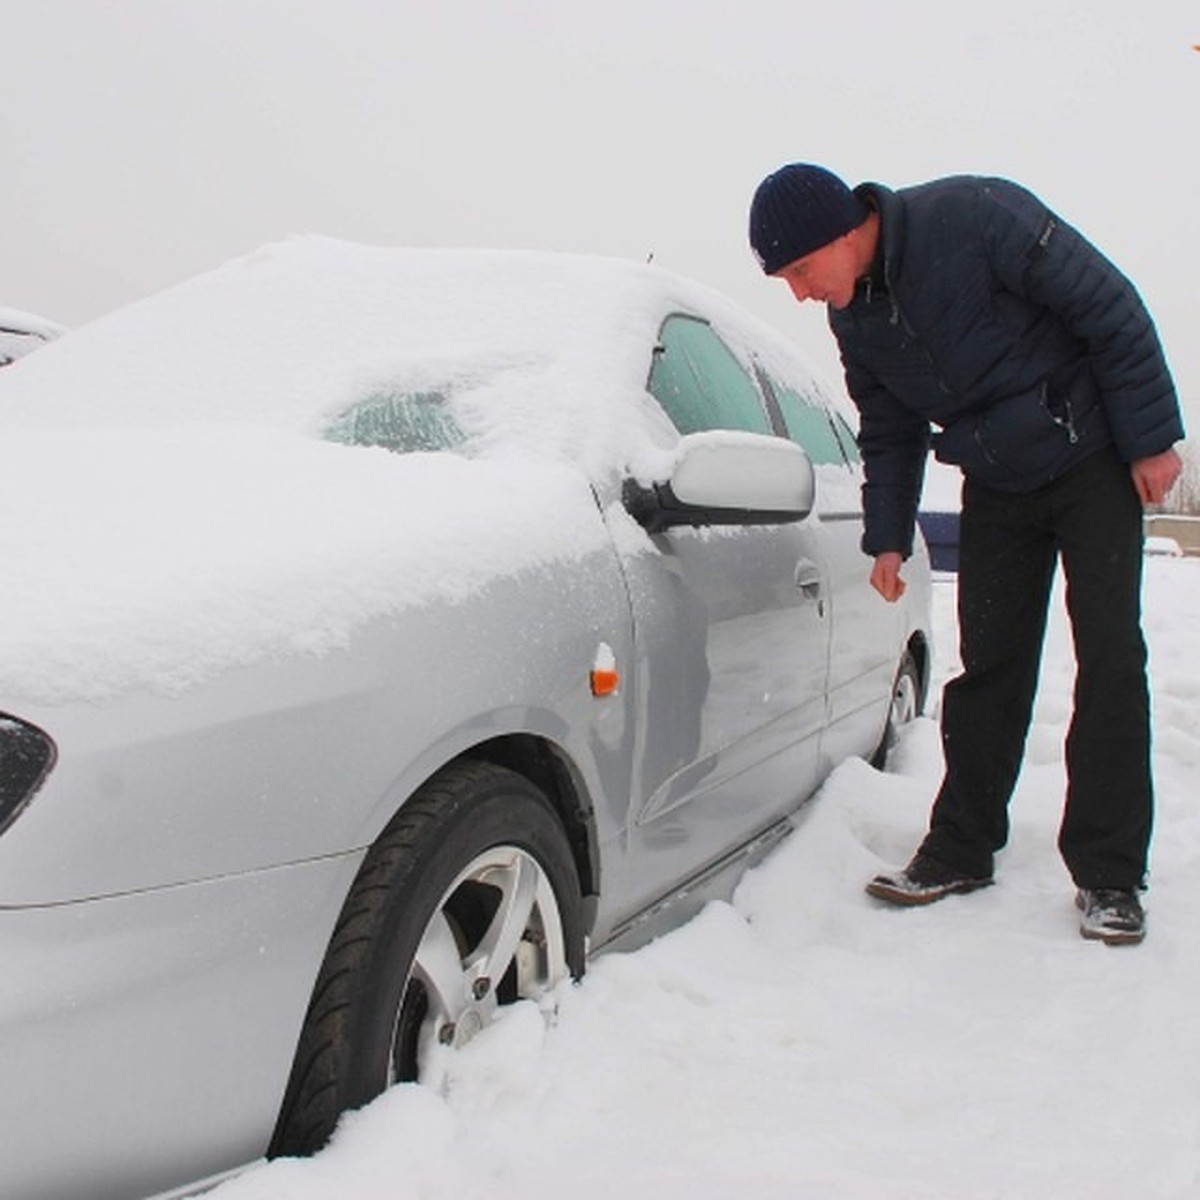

{"left": 1131, "top": 448, "right": 1182, "bottom": 507}
{"left": 871, "top": 551, "right": 907, "bottom": 603}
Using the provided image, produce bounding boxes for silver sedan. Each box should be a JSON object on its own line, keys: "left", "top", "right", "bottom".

{"left": 0, "top": 241, "right": 931, "bottom": 1199}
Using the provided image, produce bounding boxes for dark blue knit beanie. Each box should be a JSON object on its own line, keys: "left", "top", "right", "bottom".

{"left": 749, "top": 164, "right": 869, "bottom": 274}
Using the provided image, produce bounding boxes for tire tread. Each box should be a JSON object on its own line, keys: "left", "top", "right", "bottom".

{"left": 269, "top": 760, "right": 581, "bottom": 1158}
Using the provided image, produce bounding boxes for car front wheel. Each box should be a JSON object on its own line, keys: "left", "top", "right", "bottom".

{"left": 269, "top": 759, "right": 585, "bottom": 1158}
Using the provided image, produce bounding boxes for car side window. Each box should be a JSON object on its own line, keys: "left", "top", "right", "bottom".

{"left": 648, "top": 316, "right": 772, "bottom": 436}
{"left": 763, "top": 372, "right": 850, "bottom": 467}
{"left": 322, "top": 391, "right": 465, "bottom": 453}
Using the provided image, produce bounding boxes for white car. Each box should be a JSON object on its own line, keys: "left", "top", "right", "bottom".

{"left": 0, "top": 240, "right": 931, "bottom": 1199}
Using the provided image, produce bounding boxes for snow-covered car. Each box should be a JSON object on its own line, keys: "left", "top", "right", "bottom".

{"left": 0, "top": 305, "right": 65, "bottom": 366}
{"left": 0, "top": 240, "right": 931, "bottom": 1200}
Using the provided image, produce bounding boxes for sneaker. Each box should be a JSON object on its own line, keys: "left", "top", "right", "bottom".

{"left": 1076, "top": 888, "right": 1145, "bottom": 946}
{"left": 865, "top": 853, "right": 993, "bottom": 906}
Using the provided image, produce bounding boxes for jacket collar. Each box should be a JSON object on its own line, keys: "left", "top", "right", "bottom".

{"left": 853, "top": 182, "right": 903, "bottom": 295}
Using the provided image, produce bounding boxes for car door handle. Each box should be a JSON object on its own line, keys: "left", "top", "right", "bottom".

{"left": 793, "top": 559, "right": 823, "bottom": 601}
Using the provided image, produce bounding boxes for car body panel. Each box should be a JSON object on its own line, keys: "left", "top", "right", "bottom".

{"left": 0, "top": 531, "right": 636, "bottom": 906}
{"left": 615, "top": 517, "right": 830, "bottom": 919}
{"left": 0, "top": 855, "right": 362, "bottom": 1200}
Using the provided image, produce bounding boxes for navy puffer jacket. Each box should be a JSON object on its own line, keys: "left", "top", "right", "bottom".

{"left": 829, "top": 176, "right": 1184, "bottom": 557}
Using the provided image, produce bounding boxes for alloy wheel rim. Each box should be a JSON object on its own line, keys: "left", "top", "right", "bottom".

{"left": 390, "top": 844, "right": 567, "bottom": 1086}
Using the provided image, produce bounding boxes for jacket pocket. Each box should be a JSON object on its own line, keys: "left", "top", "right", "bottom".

{"left": 933, "top": 368, "right": 1100, "bottom": 488}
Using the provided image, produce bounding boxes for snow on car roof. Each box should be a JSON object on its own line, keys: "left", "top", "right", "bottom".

{"left": 0, "top": 237, "right": 838, "bottom": 467}
{"left": 5, "top": 239, "right": 758, "bottom": 707}
{"left": 0, "top": 239, "right": 842, "bottom": 709}
{"left": 1, "top": 239, "right": 695, "bottom": 443}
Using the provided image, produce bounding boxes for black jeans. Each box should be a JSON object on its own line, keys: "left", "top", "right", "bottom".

{"left": 920, "top": 448, "right": 1152, "bottom": 889}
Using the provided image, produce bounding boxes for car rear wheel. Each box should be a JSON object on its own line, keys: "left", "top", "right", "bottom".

{"left": 871, "top": 649, "right": 922, "bottom": 769}
{"left": 269, "top": 759, "right": 585, "bottom": 1158}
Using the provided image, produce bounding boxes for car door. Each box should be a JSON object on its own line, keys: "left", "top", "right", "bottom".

{"left": 759, "top": 367, "right": 902, "bottom": 770}
{"left": 615, "top": 315, "right": 832, "bottom": 918}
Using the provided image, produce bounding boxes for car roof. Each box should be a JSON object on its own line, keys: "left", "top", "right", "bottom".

{"left": 0, "top": 241, "right": 712, "bottom": 431}
{"left": 0, "top": 238, "right": 844, "bottom": 445}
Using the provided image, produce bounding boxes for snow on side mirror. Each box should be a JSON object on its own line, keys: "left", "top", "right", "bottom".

{"left": 624, "top": 431, "right": 815, "bottom": 534}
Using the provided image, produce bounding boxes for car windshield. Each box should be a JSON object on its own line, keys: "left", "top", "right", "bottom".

{"left": 322, "top": 391, "right": 465, "bottom": 453}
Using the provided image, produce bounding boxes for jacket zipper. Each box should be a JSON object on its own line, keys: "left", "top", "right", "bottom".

{"left": 1041, "top": 381, "right": 1079, "bottom": 443}
{"left": 875, "top": 263, "right": 955, "bottom": 398}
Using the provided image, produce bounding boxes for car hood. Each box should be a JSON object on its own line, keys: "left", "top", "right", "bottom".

{"left": 0, "top": 427, "right": 610, "bottom": 708}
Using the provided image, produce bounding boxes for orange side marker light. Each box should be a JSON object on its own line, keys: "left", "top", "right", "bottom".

{"left": 590, "top": 643, "right": 620, "bottom": 697}
{"left": 590, "top": 667, "right": 620, "bottom": 697}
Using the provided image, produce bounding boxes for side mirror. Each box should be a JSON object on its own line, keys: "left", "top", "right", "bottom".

{"left": 624, "top": 431, "right": 815, "bottom": 534}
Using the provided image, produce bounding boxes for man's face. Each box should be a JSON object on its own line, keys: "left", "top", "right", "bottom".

{"left": 772, "top": 236, "right": 860, "bottom": 310}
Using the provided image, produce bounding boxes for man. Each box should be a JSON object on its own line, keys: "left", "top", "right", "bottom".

{"left": 749, "top": 163, "right": 1184, "bottom": 945}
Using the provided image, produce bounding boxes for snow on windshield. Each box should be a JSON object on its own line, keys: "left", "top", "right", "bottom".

{"left": 0, "top": 239, "right": 724, "bottom": 706}
{"left": 0, "top": 239, "right": 674, "bottom": 461}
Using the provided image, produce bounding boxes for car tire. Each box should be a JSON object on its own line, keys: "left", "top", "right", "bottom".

{"left": 870, "top": 649, "right": 922, "bottom": 770}
{"left": 269, "top": 759, "right": 585, "bottom": 1158}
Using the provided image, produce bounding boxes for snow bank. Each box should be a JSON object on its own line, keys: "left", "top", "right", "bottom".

{"left": 212, "top": 559, "right": 1200, "bottom": 1200}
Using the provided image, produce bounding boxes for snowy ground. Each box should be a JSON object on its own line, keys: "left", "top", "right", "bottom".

{"left": 213, "top": 558, "right": 1200, "bottom": 1200}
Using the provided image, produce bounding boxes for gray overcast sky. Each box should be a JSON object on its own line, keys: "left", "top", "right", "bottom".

{"left": 3, "top": 1, "right": 1197, "bottom": 414}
